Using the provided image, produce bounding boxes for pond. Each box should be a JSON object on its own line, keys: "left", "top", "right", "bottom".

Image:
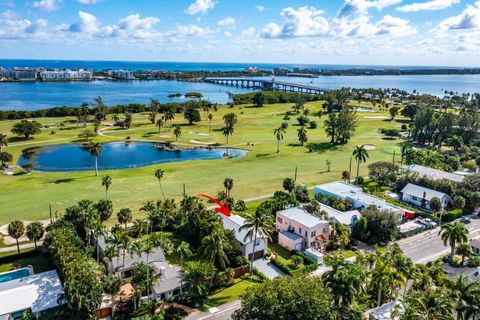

{"left": 18, "top": 142, "right": 249, "bottom": 172}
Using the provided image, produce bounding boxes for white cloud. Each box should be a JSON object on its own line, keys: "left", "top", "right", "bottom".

{"left": 69, "top": 11, "right": 100, "bottom": 33}
{"left": 434, "top": 1, "right": 480, "bottom": 31}
{"left": 0, "top": 11, "right": 52, "bottom": 39}
{"left": 338, "top": 0, "right": 403, "bottom": 18}
{"left": 224, "top": 31, "right": 232, "bottom": 37}
{"left": 255, "top": 5, "right": 265, "bottom": 12}
{"left": 186, "top": 0, "right": 215, "bottom": 15}
{"left": 261, "top": 6, "right": 329, "bottom": 38}
{"left": 170, "top": 24, "right": 211, "bottom": 37}
{"left": 397, "top": 0, "right": 459, "bottom": 12}
{"left": 218, "top": 17, "right": 235, "bottom": 27}
{"left": 32, "top": 0, "right": 62, "bottom": 12}
{"left": 242, "top": 26, "right": 256, "bottom": 37}
{"left": 77, "top": 0, "right": 100, "bottom": 4}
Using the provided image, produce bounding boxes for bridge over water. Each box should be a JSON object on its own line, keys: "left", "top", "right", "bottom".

{"left": 204, "top": 78, "right": 326, "bottom": 94}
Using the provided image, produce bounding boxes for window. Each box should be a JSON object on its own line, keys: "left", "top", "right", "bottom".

{"left": 255, "top": 239, "right": 260, "bottom": 246}
{"left": 299, "top": 227, "right": 302, "bottom": 234}
{"left": 304, "top": 231, "right": 307, "bottom": 237}
{"left": 311, "top": 231, "right": 316, "bottom": 237}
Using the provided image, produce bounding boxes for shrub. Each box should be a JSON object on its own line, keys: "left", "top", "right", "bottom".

{"left": 401, "top": 124, "right": 408, "bottom": 131}
{"left": 380, "top": 128, "right": 400, "bottom": 137}
{"left": 441, "top": 209, "right": 463, "bottom": 222}
{"left": 297, "top": 116, "right": 310, "bottom": 126}
{"left": 357, "top": 176, "right": 364, "bottom": 184}
{"left": 309, "top": 121, "right": 318, "bottom": 129}
{"left": 467, "top": 256, "right": 480, "bottom": 267}
{"left": 270, "top": 257, "right": 293, "bottom": 275}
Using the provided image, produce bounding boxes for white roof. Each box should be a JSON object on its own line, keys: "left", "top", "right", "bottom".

{"left": 317, "top": 203, "right": 361, "bottom": 226}
{"left": 277, "top": 207, "right": 327, "bottom": 228}
{"left": 401, "top": 183, "right": 448, "bottom": 201}
{"left": 0, "top": 270, "right": 64, "bottom": 316}
{"left": 369, "top": 300, "right": 401, "bottom": 320}
{"left": 471, "top": 238, "right": 480, "bottom": 249}
{"left": 315, "top": 181, "right": 404, "bottom": 213}
{"left": 405, "top": 164, "right": 464, "bottom": 183}
{"left": 221, "top": 214, "right": 266, "bottom": 244}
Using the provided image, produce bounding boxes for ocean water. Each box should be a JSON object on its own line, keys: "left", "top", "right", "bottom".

{"left": 0, "top": 59, "right": 479, "bottom": 110}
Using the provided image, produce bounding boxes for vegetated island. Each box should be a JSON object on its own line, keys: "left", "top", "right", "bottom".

{"left": 184, "top": 92, "right": 203, "bottom": 98}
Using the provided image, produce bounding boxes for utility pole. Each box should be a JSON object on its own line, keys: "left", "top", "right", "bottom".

{"left": 183, "top": 183, "right": 186, "bottom": 197}
{"left": 294, "top": 167, "right": 298, "bottom": 184}
{"left": 49, "top": 204, "right": 52, "bottom": 224}
{"left": 393, "top": 150, "right": 396, "bottom": 164}
{"left": 349, "top": 157, "right": 352, "bottom": 183}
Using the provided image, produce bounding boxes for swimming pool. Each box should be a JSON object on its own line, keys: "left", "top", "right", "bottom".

{"left": 0, "top": 269, "right": 31, "bottom": 283}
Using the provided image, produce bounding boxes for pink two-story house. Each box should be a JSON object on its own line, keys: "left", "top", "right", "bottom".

{"left": 276, "top": 207, "right": 330, "bottom": 252}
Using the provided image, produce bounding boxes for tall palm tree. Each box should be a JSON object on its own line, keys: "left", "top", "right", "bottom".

{"left": 101, "top": 175, "right": 112, "bottom": 199}
{"left": 163, "top": 109, "right": 175, "bottom": 129}
{"left": 322, "top": 255, "right": 365, "bottom": 318}
{"left": 456, "top": 242, "right": 472, "bottom": 266}
{"left": 177, "top": 241, "right": 192, "bottom": 268}
{"left": 223, "top": 125, "right": 234, "bottom": 144}
{"left": 173, "top": 125, "right": 182, "bottom": 141}
{"left": 154, "top": 168, "right": 166, "bottom": 201}
{"left": 0, "top": 133, "right": 8, "bottom": 152}
{"left": 223, "top": 177, "right": 234, "bottom": 201}
{"left": 454, "top": 274, "right": 480, "bottom": 320}
{"left": 200, "top": 228, "right": 230, "bottom": 270}
{"left": 352, "top": 144, "right": 369, "bottom": 184}
{"left": 297, "top": 126, "right": 308, "bottom": 146}
{"left": 87, "top": 142, "right": 102, "bottom": 176}
{"left": 80, "top": 102, "right": 90, "bottom": 127}
{"left": 208, "top": 113, "right": 213, "bottom": 132}
{"left": 273, "top": 126, "right": 286, "bottom": 153}
{"left": 113, "top": 230, "right": 131, "bottom": 280}
{"left": 26, "top": 222, "right": 44, "bottom": 250}
{"left": 240, "top": 207, "right": 275, "bottom": 272}
{"left": 156, "top": 119, "right": 164, "bottom": 134}
{"left": 439, "top": 221, "right": 469, "bottom": 261}
{"left": 8, "top": 220, "right": 25, "bottom": 254}
{"left": 117, "top": 208, "right": 133, "bottom": 229}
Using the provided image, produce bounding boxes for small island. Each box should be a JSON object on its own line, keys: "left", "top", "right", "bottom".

{"left": 167, "top": 93, "right": 182, "bottom": 98}
{"left": 185, "top": 92, "right": 203, "bottom": 98}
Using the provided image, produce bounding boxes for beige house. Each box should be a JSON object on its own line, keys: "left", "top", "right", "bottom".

{"left": 276, "top": 207, "right": 330, "bottom": 252}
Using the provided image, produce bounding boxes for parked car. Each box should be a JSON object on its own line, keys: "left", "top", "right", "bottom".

{"left": 459, "top": 217, "right": 471, "bottom": 224}
{"left": 418, "top": 218, "right": 437, "bottom": 228}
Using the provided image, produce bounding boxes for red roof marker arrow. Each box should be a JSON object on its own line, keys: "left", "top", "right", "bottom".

{"left": 197, "top": 194, "right": 231, "bottom": 217}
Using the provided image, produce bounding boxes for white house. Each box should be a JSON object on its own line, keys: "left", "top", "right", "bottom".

{"left": 97, "top": 235, "right": 184, "bottom": 301}
{"left": 404, "top": 164, "right": 465, "bottom": 183}
{"left": 314, "top": 181, "right": 407, "bottom": 217}
{"left": 317, "top": 203, "right": 361, "bottom": 227}
{"left": 401, "top": 183, "right": 450, "bottom": 210}
{"left": 276, "top": 207, "right": 330, "bottom": 252}
{"left": 0, "top": 269, "right": 64, "bottom": 319}
{"left": 471, "top": 239, "right": 480, "bottom": 256}
{"left": 221, "top": 214, "right": 267, "bottom": 261}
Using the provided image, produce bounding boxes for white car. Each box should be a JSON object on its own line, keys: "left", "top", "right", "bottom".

{"left": 423, "top": 218, "right": 438, "bottom": 228}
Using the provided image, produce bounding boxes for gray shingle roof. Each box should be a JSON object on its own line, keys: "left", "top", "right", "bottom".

{"left": 401, "top": 183, "right": 448, "bottom": 201}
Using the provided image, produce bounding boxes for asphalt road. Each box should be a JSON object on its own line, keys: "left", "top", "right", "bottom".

{"left": 185, "top": 300, "right": 241, "bottom": 320}
{"left": 397, "top": 215, "right": 480, "bottom": 263}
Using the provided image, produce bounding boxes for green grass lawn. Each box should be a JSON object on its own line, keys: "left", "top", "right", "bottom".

{"left": 0, "top": 249, "right": 54, "bottom": 273}
{"left": 328, "top": 249, "right": 357, "bottom": 259}
{"left": 200, "top": 279, "right": 257, "bottom": 310}
{"left": 0, "top": 102, "right": 405, "bottom": 224}
{"left": 269, "top": 243, "right": 293, "bottom": 260}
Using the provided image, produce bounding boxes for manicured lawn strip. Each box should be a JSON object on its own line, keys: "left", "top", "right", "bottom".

{"left": 200, "top": 279, "right": 257, "bottom": 310}
{"left": 328, "top": 249, "right": 357, "bottom": 259}
{"left": 0, "top": 102, "right": 404, "bottom": 224}
{"left": 269, "top": 243, "right": 293, "bottom": 260}
{"left": 0, "top": 249, "right": 54, "bottom": 273}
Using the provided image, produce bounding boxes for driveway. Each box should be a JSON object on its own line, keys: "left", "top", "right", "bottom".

{"left": 252, "top": 258, "right": 285, "bottom": 280}
{"left": 185, "top": 300, "right": 241, "bottom": 320}
{"left": 397, "top": 215, "right": 480, "bottom": 263}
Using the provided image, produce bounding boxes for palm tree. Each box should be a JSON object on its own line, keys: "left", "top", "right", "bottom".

{"left": 223, "top": 177, "right": 234, "bottom": 201}
{"left": 439, "top": 221, "right": 469, "bottom": 261}
{"left": 101, "top": 175, "right": 112, "bottom": 199}
{"left": 25, "top": 222, "right": 44, "bottom": 250}
{"left": 352, "top": 145, "right": 369, "bottom": 184}
{"left": 113, "top": 230, "right": 131, "bottom": 280}
{"left": 87, "top": 142, "right": 102, "bottom": 176}
{"left": 208, "top": 113, "right": 213, "bottom": 132}
{"left": 454, "top": 274, "right": 480, "bottom": 320}
{"left": 163, "top": 109, "right": 175, "bottom": 129}
{"left": 223, "top": 125, "right": 234, "bottom": 144}
{"left": 456, "top": 242, "right": 472, "bottom": 266}
{"left": 297, "top": 126, "right": 308, "bottom": 146}
{"left": 322, "top": 255, "right": 365, "bottom": 318}
{"left": 177, "top": 241, "right": 192, "bottom": 268}
{"left": 394, "top": 287, "right": 456, "bottom": 320}
{"left": 183, "top": 261, "right": 212, "bottom": 304}
{"left": 173, "top": 125, "right": 182, "bottom": 141}
{"left": 154, "top": 168, "right": 166, "bottom": 200}
{"left": 0, "top": 133, "right": 7, "bottom": 152}
{"left": 200, "top": 229, "right": 230, "bottom": 270}
{"left": 156, "top": 119, "right": 164, "bottom": 134}
{"left": 240, "top": 207, "right": 275, "bottom": 272}
{"left": 273, "top": 126, "right": 286, "bottom": 153}
{"left": 117, "top": 208, "right": 133, "bottom": 229}
{"left": 80, "top": 102, "right": 90, "bottom": 127}
{"left": 8, "top": 220, "right": 25, "bottom": 254}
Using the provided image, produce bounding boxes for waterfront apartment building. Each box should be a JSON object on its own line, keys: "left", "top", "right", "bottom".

{"left": 8, "top": 68, "right": 37, "bottom": 81}
{"left": 107, "top": 69, "right": 134, "bottom": 80}
{"left": 39, "top": 69, "right": 93, "bottom": 81}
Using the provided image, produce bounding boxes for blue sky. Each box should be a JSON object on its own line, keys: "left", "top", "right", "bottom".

{"left": 0, "top": 0, "right": 479, "bottom": 66}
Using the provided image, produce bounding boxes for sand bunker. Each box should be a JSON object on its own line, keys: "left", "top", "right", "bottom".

{"left": 189, "top": 131, "right": 210, "bottom": 136}
{"left": 362, "top": 144, "right": 376, "bottom": 150}
{"left": 190, "top": 139, "right": 217, "bottom": 145}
